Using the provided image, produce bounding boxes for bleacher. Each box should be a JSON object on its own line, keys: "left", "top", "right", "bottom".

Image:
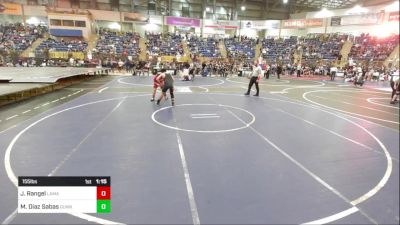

{"left": 1, "top": 21, "right": 398, "bottom": 69}
{"left": 0, "top": 23, "right": 47, "bottom": 52}
{"left": 187, "top": 36, "right": 220, "bottom": 57}
{"left": 95, "top": 28, "right": 140, "bottom": 56}
{"left": 300, "top": 37, "right": 321, "bottom": 65}
{"left": 349, "top": 34, "right": 399, "bottom": 61}
{"left": 146, "top": 32, "right": 183, "bottom": 56}
{"left": 261, "top": 36, "right": 297, "bottom": 64}
{"left": 35, "top": 39, "right": 88, "bottom": 54}
{"left": 300, "top": 34, "right": 344, "bottom": 65}
{"left": 225, "top": 36, "right": 256, "bottom": 59}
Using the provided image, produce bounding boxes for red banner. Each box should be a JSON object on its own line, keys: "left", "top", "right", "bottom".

{"left": 306, "top": 18, "right": 324, "bottom": 27}
{"left": 282, "top": 18, "right": 323, "bottom": 29}
{"left": 389, "top": 12, "right": 399, "bottom": 22}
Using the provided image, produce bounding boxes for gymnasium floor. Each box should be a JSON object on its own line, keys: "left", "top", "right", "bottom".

{"left": 0, "top": 74, "right": 398, "bottom": 224}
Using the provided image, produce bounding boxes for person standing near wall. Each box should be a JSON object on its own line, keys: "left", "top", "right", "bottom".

{"left": 330, "top": 65, "right": 337, "bottom": 81}
{"left": 277, "top": 64, "right": 283, "bottom": 79}
{"left": 297, "top": 64, "right": 302, "bottom": 77}
{"left": 264, "top": 63, "right": 270, "bottom": 79}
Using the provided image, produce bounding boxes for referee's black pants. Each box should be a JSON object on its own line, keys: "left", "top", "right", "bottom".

{"left": 391, "top": 81, "right": 396, "bottom": 99}
{"left": 265, "top": 70, "right": 270, "bottom": 79}
{"left": 246, "top": 76, "right": 259, "bottom": 95}
{"left": 330, "top": 71, "right": 336, "bottom": 81}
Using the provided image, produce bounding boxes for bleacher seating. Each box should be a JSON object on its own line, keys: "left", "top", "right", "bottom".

{"left": 146, "top": 32, "right": 183, "bottom": 56}
{"left": 225, "top": 36, "right": 256, "bottom": 59}
{"left": 1, "top": 22, "right": 398, "bottom": 69}
{"left": 95, "top": 28, "right": 141, "bottom": 56}
{"left": 187, "top": 36, "right": 220, "bottom": 57}
{"left": 300, "top": 34, "right": 344, "bottom": 65}
{"left": 0, "top": 23, "right": 47, "bottom": 52}
{"left": 349, "top": 34, "right": 399, "bottom": 61}
{"left": 261, "top": 36, "right": 297, "bottom": 64}
{"left": 35, "top": 38, "right": 88, "bottom": 54}
{"left": 300, "top": 37, "right": 322, "bottom": 65}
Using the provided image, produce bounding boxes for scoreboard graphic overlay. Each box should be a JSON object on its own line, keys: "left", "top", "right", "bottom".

{"left": 18, "top": 176, "right": 111, "bottom": 213}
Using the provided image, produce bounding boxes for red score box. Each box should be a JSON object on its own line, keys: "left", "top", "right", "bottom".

{"left": 97, "top": 186, "right": 111, "bottom": 200}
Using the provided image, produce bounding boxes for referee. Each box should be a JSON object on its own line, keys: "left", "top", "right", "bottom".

{"left": 244, "top": 62, "right": 262, "bottom": 96}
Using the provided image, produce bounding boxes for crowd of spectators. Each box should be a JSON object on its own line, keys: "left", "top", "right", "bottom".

{"left": 0, "top": 23, "right": 47, "bottom": 53}
{"left": 187, "top": 36, "right": 220, "bottom": 58}
{"left": 146, "top": 32, "right": 184, "bottom": 56}
{"left": 300, "top": 37, "right": 323, "bottom": 65}
{"left": 35, "top": 38, "right": 88, "bottom": 55}
{"left": 225, "top": 36, "right": 256, "bottom": 59}
{"left": 349, "top": 33, "right": 399, "bottom": 61}
{"left": 299, "top": 34, "right": 345, "bottom": 65}
{"left": 322, "top": 34, "right": 346, "bottom": 59}
{"left": 261, "top": 36, "right": 297, "bottom": 64}
{"left": 94, "top": 28, "right": 141, "bottom": 57}
{"left": 1, "top": 24, "right": 399, "bottom": 75}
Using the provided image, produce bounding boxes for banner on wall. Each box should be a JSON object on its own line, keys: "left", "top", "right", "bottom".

{"left": 330, "top": 17, "right": 341, "bottom": 26}
{"left": 48, "top": 52, "right": 85, "bottom": 60}
{"left": 204, "top": 19, "right": 239, "bottom": 29}
{"left": 340, "top": 13, "right": 384, "bottom": 25}
{"left": 23, "top": 5, "right": 47, "bottom": 17}
{"left": 282, "top": 18, "right": 323, "bottom": 29}
{"left": 240, "top": 20, "right": 280, "bottom": 29}
{"left": 0, "top": 3, "right": 22, "bottom": 15}
{"left": 161, "top": 55, "right": 189, "bottom": 62}
{"left": 176, "top": 26, "right": 191, "bottom": 31}
{"left": 165, "top": 16, "right": 200, "bottom": 27}
{"left": 89, "top": 10, "right": 120, "bottom": 22}
{"left": 388, "top": 12, "right": 399, "bottom": 22}
{"left": 123, "top": 12, "right": 149, "bottom": 22}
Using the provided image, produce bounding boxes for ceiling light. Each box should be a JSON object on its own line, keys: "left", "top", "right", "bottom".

{"left": 370, "top": 23, "right": 397, "bottom": 38}
{"left": 26, "top": 17, "right": 40, "bottom": 25}
{"left": 108, "top": 22, "right": 121, "bottom": 30}
{"left": 385, "top": 1, "right": 399, "bottom": 12}
{"left": 347, "top": 5, "right": 368, "bottom": 15}
{"left": 315, "top": 8, "right": 333, "bottom": 18}
{"left": 146, "top": 23, "right": 158, "bottom": 31}
{"left": 241, "top": 5, "right": 246, "bottom": 11}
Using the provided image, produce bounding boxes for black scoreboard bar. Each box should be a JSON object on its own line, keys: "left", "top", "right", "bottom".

{"left": 18, "top": 176, "right": 110, "bottom": 186}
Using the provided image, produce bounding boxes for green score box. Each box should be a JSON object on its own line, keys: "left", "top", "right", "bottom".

{"left": 97, "top": 200, "right": 111, "bottom": 213}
